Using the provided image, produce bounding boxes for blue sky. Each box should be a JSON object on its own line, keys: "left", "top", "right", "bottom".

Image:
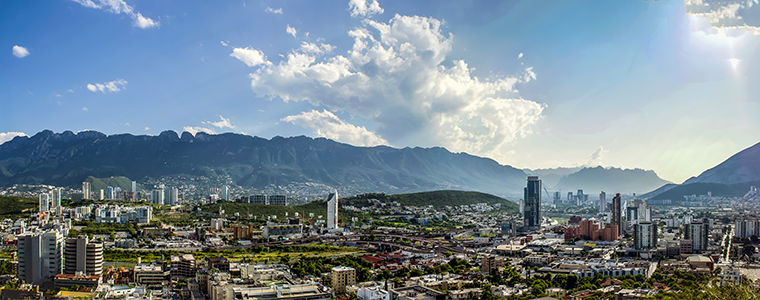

{"left": 2, "top": 0, "right": 760, "bottom": 184}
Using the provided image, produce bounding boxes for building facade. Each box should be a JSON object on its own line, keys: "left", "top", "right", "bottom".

{"left": 524, "top": 176, "right": 541, "bottom": 227}
{"left": 18, "top": 230, "right": 65, "bottom": 285}
{"left": 327, "top": 192, "right": 339, "bottom": 230}
{"left": 64, "top": 236, "right": 103, "bottom": 276}
{"left": 331, "top": 266, "right": 356, "bottom": 294}
{"left": 634, "top": 221, "right": 657, "bottom": 250}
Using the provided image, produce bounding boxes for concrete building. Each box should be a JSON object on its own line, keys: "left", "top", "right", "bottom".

{"left": 357, "top": 283, "right": 390, "bottom": 300}
{"left": 250, "top": 195, "right": 267, "bottom": 205}
{"left": 685, "top": 219, "right": 709, "bottom": 252}
{"left": 612, "top": 193, "right": 622, "bottom": 235}
{"left": 390, "top": 286, "right": 445, "bottom": 300}
{"left": 524, "top": 176, "right": 541, "bottom": 227}
{"left": 18, "top": 230, "right": 65, "bottom": 285}
{"left": 269, "top": 195, "right": 287, "bottom": 206}
{"left": 735, "top": 219, "right": 760, "bottom": 238}
{"left": 331, "top": 266, "right": 356, "bottom": 294}
{"left": 222, "top": 186, "right": 229, "bottom": 201}
{"left": 106, "top": 186, "right": 114, "bottom": 200}
{"left": 64, "top": 236, "right": 103, "bottom": 276}
{"left": 39, "top": 193, "right": 50, "bottom": 213}
{"left": 171, "top": 254, "right": 197, "bottom": 281}
{"left": 327, "top": 192, "right": 339, "bottom": 230}
{"left": 481, "top": 256, "right": 497, "bottom": 275}
{"left": 134, "top": 264, "right": 167, "bottom": 286}
{"left": 82, "top": 182, "right": 91, "bottom": 200}
{"left": 263, "top": 223, "right": 303, "bottom": 238}
{"left": 599, "top": 191, "right": 606, "bottom": 213}
{"left": 51, "top": 188, "right": 62, "bottom": 215}
{"left": 634, "top": 222, "right": 657, "bottom": 250}
{"left": 152, "top": 189, "right": 165, "bottom": 205}
{"left": 167, "top": 187, "right": 179, "bottom": 206}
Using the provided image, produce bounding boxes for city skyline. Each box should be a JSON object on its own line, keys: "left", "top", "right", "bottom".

{"left": 3, "top": 0, "right": 760, "bottom": 184}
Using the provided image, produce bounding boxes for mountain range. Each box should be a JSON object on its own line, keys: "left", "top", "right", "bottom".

{"left": 0, "top": 130, "right": 674, "bottom": 197}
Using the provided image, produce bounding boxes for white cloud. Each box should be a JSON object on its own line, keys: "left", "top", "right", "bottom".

{"left": 55, "top": 94, "right": 62, "bottom": 97}
{"left": 517, "top": 52, "right": 523, "bottom": 59}
{"left": 202, "top": 115, "right": 235, "bottom": 129}
{"left": 82, "top": 107, "right": 88, "bottom": 111}
{"left": 685, "top": 0, "right": 760, "bottom": 35}
{"left": 286, "top": 25, "right": 297, "bottom": 37}
{"left": 283, "top": 110, "right": 387, "bottom": 146}
{"left": 298, "top": 42, "right": 336, "bottom": 54}
{"left": 144, "top": 126, "right": 150, "bottom": 131}
{"left": 239, "top": 14, "right": 544, "bottom": 158}
{"left": 266, "top": 6, "right": 283, "bottom": 14}
{"left": 68, "top": 89, "right": 74, "bottom": 93}
{"left": 183, "top": 126, "right": 216, "bottom": 136}
{"left": 349, "top": 0, "right": 384, "bottom": 18}
{"left": 86, "top": 79, "right": 128, "bottom": 93}
{"left": 230, "top": 47, "right": 270, "bottom": 67}
{"left": 70, "top": 0, "right": 159, "bottom": 29}
{"left": 585, "top": 146, "right": 608, "bottom": 167}
{"left": 12, "top": 45, "right": 30, "bottom": 58}
{"left": 0, "top": 132, "right": 27, "bottom": 145}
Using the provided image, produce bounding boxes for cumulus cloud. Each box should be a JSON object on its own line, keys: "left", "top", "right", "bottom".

{"left": 349, "top": 0, "right": 384, "bottom": 18}
{"left": 585, "top": 146, "right": 608, "bottom": 167}
{"left": 266, "top": 7, "right": 283, "bottom": 14}
{"left": 230, "top": 47, "right": 270, "bottom": 67}
{"left": 236, "top": 13, "right": 544, "bottom": 157}
{"left": 286, "top": 25, "right": 297, "bottom": 37}
{"left": 82, "top": 107, "right": 88, "bottom": 111}
{"left": 183, "top": 126, "right": 216, "bottom": 136}
{"left": 70, "top": 0, "right": 159, "bottom": 29}
{"left": 0, "top": 132, "right": 27, "bottom": 145}
{"left": 12, "top": 45, "right": 29, "bottom": 58}
{"left": 685, "top": 0, "right": 760, "bottom": 35}
{"left": 283, "top": 110, "right": 387, "bottom": 146}
{"left": 202, "top": 115, "right": 235, "bottom": 129}
{"left": 86, "top": 79, "right": 128, "bottom": 93}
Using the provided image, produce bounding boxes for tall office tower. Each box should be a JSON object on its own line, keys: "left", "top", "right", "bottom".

{"left": 519, "top": 199, "right": 525, "bottom": 214}
{"left": 599, "top": 192, "right": 606, "bottom": 213}
{"left": 327, "top": 192, "right": 339, "bottom": 230}
{"left": 51, "top": 188, "right": 62, "bottom": 215}
{"left": 576, "top": 189, "right": 584, "bottom": 206}
{"left": 18, "top": 230, "right": 65, "bottom": 285}
{"left": 222, "top": 186, "right": 229, "bottom": 201}
{"left": 612, "top": 193, "right": 622, "bottom": 235}
{"left": 64, "top": 236, "right": 103, "bottom": 276}
{"left": 167, "top": 188, "right": 179, "bottom": 206}
{"left": 131, "top": 181, "right": 137, "bottom": 195}
{"left": 39, "top": 192, "right": 50, "bottom": 213}
{"left": 567, "top": 192, "right": 573, "bottom": 203}
{"left": 553, "top": 192, "right": 560, "bottom": 204}
{"left": 634, "top": 221, "right": 658, "bottom": 250}
{"left": 106, "top": 186, "right": 114, "bottom": 200}
{"left": 152, "top": 189, "right": 165, "bottom": 205}
{"left": 685, "top": 218, "right": 710, "bottom": 251}
{"left": 642, "top": 205, "right": 652, "bottom": 222}
{"left": 524, "top": 176, "right": 542, "bottom": 227}
{"left": 82, "top": 182, "right": 91, "bottom": 200}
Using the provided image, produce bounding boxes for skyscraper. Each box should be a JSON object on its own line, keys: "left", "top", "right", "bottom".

{"left": 576, "top": 189, "right": 584, "bottom": 206}
{"left": 131, "top": 181, "right": 137, "bottom": 195}
{"left": 64, "top": 236, "right": 103, "bottom": 276}
{"left": 612, "top": 193, "right": 622, "bottom": 235}
{"left": 327, "top": 192, "right": 339, "bottom": 230}
{"left": 18, "top": 230, "right": 65, "bottom": 285}
{"left": 167, "top": 188, "right": 179, "bottom": 206}
{"left": 553, "top": 192, "right": 560, "bottom": 205}
{"left": 634, "top": 221, "right": 657, "bottom": 250}
{"left": 106, "top": 186, "right": 114, "bottom": 200}
{"left": 51, "top": 188, "right": 62, "bottom": 215}
{"left": 39, "top": 193, "right": 50, "bottom": 213}
{"left": 82, "top": 182, "right": 91, "bottom": 200}
{"left": 599, "top": 191, "right": 606, "bottom": 213}
{"left": 524, "top": 176, "right": 541, "bottom": 227}
{"left": 222, "top": 185, "right": 229, "bottom": 201}
{"left": 152, "top": 189, "right": 165, "bottom": 205}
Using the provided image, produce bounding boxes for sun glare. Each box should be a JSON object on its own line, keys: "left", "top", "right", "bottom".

{"left": 729, "top": 58, "right": 740, "bottom": 69}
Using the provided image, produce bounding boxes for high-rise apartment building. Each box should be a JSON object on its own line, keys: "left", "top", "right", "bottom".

{"left": 82, "top": 182, "right": 91, "bottom": 200}
{"left": 524, "top": 176, "right": 541, "bottom": 227}
{"left": 634, "top": 221, "right": 657, "bottom": 250}
{"left": 18, "top": 230, "right": 65, "bottom": 285}
{"left": 152, "top": 189, "right": 164, "bottom": 205}
{"left": 685, "top": 218, "right": 709, "bottom": 252}
{"left": 106, "top": 186, "right": 114, "bottom": 200}
{"left": 331, "top": 266, "right": 356, "bottom": 294}
{"left": 170, "top": 254, "right": 196, "bottom": 281}
{"left": 599, "top": 192, "right": 606, "bottom": 213}
{"left": 131, "top": 181, "right": 137, "bottom": 195}
{"left": 612, "top": 193, "right": 622, "bottom": 235}
{"left": 51, "top": 188, "right": 62, "bottom": 215}
{"left": 576, "top": 189, "right": 584, "bottom": 206}
{"left": 167, "top": 188, "right": 178, "bottom": 206}
{"left": 222, "top": 186, "right": 229, "bottom": 201}
{"left": 39, "top": 193, "right": 50, "bottom": 213}
{"left": 64, "top": 236, "right": 103, "bottom": 276}
{"left": 327, "top": 192, "right": 339, "bottom": 230}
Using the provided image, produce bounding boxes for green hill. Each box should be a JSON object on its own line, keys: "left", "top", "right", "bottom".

{"left": 342, "top": 190, "right": 519, "bottom": 211}
{"left": 0, "top": 196, "right": 38, "bottom": 220}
